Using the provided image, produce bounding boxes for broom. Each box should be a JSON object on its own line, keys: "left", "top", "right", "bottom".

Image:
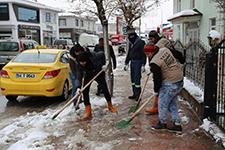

{"left": 115, "top": 94, "right": 154, "bottom": 129}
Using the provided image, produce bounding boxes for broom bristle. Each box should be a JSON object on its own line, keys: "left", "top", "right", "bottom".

{"left": 115, "top": 119, "right": 131, "bottom": 129}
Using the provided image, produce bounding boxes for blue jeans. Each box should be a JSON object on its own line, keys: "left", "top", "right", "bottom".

{"left": 130, "top": 60, "right": 142, "bottom": 97}
{"left": 69, "top": 72, "right": 77, "bottom": 103}
{"left": 158, "top": 80, "right": 183, "bottom": 124}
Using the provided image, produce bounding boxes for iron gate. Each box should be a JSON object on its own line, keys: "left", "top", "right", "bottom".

{"left": 204, "top": 39, "right": 225, "bottom": 130}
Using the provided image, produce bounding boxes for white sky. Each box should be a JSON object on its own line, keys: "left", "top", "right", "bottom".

{"left": 141, "top": 0, "right": 173, "bottom": 32}
{"left": 36, "top": 0, "right": 173, "bottom": 32}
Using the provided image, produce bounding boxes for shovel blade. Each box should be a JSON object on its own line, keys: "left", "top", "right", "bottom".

{"left": 115, "top": 118, "right": 131, "bottom": 129}
{"left": 128, "top": 106, "right": 137, "bottom": 114}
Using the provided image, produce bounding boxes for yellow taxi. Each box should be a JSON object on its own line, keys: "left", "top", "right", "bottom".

{"left": 0, "top": 48, "right": 72, "bottom": 102}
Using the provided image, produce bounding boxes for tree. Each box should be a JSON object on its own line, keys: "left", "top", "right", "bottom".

{"left": 115, "top": 0, "right": 161, "bottom": 26}
{"left": 70, "top": 0, "right": 117, "bottom": 95}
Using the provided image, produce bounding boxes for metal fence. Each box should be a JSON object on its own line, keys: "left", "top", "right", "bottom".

{"left": 173, "top": 40, "right": 208, "bottom": 90}
{"left": 175, "top": 39, "right": 225, "bottom": 131}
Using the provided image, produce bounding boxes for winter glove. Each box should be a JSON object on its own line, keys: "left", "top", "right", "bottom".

{"left": 141, "top": 65, "right": 145, "bottom": 73}
{"left": 102, "top": 64, "right": 108, "bottom": 71}
{"left": 123, "top": 64, "right": 129, "bottom": 71}
{"left": 76, "top": 88, "right": 81, "bottom": 96}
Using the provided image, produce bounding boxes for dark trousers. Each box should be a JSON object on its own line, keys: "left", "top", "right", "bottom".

{"left": 83, "top": 72, "right": 111, "bottom": 106}
{"left": 130, "top": 60, "right": 142, "bottom": 97}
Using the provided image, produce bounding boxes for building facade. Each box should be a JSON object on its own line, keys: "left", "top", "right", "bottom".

{"left": 58, "top": 12, "right": 97, "bottom": 43}
{"left": 0, "top": 0, "right": 60, "bottom": 45}
{"left": 169, "top": 0, "right": 224, "bottom": 46}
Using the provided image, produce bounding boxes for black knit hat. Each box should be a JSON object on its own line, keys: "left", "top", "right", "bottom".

{"left": 126, "top": 25, "right": 136, "bottom": 34}
{"left": 148, "top": 30, "right": 160, "bottom": 39}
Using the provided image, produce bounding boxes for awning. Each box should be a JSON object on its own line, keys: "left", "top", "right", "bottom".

{"left": 168, "top": 9, "right": 202, "bottom": 22}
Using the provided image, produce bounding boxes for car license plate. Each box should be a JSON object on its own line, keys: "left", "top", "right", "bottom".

{"left": 16, "top": 73, "right": 36, "bottom": 78}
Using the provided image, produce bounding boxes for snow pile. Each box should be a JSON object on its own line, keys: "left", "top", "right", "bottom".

{"left": 0, "top": 96, "right": 121, "bottom": 150}
{"left": 200, "top": 118, "right": 225, "bottom": 147}
{"left": 183, "top": 77, "right": 204, "bottom": 103}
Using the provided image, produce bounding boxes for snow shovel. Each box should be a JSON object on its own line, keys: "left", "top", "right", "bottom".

{"left": 52, "top": 69, "right": 104, "bottom": 120}
{"left": 128, "top": 72, "right": 151, "bottom": 114}
{"left": 115, "top": 95, "right": 154, "bottom": 129}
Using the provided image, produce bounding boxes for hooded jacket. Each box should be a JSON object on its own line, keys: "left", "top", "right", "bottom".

{"left": 76, "top": 51, "right": 105, "bottom": 88}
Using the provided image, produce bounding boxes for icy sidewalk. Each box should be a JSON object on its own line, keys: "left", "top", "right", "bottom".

{"left": 0, "top": 55, "right": 224, "bottom": 150}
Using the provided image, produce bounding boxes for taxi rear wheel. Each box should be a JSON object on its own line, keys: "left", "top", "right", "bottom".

{"left": 60, "top": 81, "right": 69, "bottom": 101}
{"left": 5, "top": 96, "right": 18, "bottom": 102}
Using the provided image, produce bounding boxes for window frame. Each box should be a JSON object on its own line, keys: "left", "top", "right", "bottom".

{"left": 0, "top": 3, "right": 9, "bottom": 21}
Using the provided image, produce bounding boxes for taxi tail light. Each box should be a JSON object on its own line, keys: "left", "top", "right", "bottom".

{"left": 43, "top": 69, "right": 61, "bottom": 79}
{"left": 0, "top": 70, "right": 9, "bottom": 78}
{"left": 19, "top": 38, "right": 23, "bottom": 52}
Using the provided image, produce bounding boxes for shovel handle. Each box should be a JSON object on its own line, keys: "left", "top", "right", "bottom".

{"left": 52, "top": 69, "right": 104, "bottom": 120}
{"left": 136, "top": 73, "right": 151, "bottom": 108}
{"left": 129, "top": 95, "right": 155, "bottom": 121}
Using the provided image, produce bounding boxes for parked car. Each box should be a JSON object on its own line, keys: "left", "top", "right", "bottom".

{"left": 53, "top": 39, "right": 74, "bottom": 50}
{"left": 0, "top": 49, "right": 72, "bottom": 102}
{"left": 0, "top": 39, "right": 39, "bottom": 66}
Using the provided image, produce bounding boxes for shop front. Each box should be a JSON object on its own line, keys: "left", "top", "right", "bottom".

{"left": 18, "top": 24, "right": 40, "bottom": 44}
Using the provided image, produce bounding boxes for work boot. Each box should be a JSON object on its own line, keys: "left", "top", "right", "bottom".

{"left": 168, "top": 122, "right": 182, "bottom": 133}
{"left": 107, "top": 101, "right": 118, "bottom": 113}
{"left": 80, "top": 105, "right": 92, "bottom": 121}
{"left": 128, "top": 95, "right": 136, "bottom": 99}
{"left": 152, "top": 121, "right": 167, "bottom": 130}
{"left": 145, "top": 96, "right": 158, "bottom": 115}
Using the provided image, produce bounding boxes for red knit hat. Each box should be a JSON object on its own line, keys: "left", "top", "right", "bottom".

{"left": 144, "top": 44, "right": 156, "bottom": 53}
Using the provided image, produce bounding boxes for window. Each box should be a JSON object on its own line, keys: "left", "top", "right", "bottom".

{"left": 60, "top": 53, "right": 69, "bottom": 63}
{"left": 46, "top": 12, "right": 51, "bottom": 22}
{"left": 190, "top": 0, "right": 195, "bottom": 8}
{"left": 13, "top": 5, "right": 39, "bottom": 23}
{"left": 0, "top": 3, "right": 9, "bottom": 20}
{"left": 59, "top": 19, "right": 66, "bottom": 26}
{"left": 81, "top": 20, "right": 84, "bottom": 27}
{"left": 177, "top": 0, "right": 181, "bottom": 12}
{"left": 209, "top": 18, "right": 216, "bottom": 30}
{"left": 75, "top": 19, "right": 79, "bottom": 26}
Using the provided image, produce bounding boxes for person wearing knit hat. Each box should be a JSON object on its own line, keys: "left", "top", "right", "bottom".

{"left": 76, "top": 51, "right": 117, "bottom": 121}
{"left": 148, "top": 30, "right": 160, "bottom": 44}
{"left": 146, "top": 37, "right": 184, "bottom": 133}
{"left": 124, "top": 25, "right": 146, "bottom": 101}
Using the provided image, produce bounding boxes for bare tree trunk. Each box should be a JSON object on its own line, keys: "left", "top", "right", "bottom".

{"left": 102, "top": 21, "right": 113, "bottom": 96}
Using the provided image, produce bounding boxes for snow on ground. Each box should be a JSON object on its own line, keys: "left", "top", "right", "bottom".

{"left": 1, "top": 54, "right": 225, "bottom": 149}
{"left": 0, "top": 55, "right": 126, "bottom": 150}
{"left": 183, "top": 77, "right": 204, "bottom": 103}
{"left": 184, "top": 78, "right": 225, "bottom": 147}
{"left": 0, "top": 86, "right": 123, "bottom": 150}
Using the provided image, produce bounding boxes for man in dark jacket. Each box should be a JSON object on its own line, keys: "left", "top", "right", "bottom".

{"left": 94, "top": 37, "right": 117, "bottom": 96}
{"left": 76, "top": 51, "right": 117, "bottom": 121}
{"left": 124, "top": 26, "right": 146, "bottom": 100}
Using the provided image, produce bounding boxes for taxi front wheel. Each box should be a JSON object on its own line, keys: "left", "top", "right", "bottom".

{"left": 60, "top": 81, "right": 69, "bottom": 101}
{"left": 5, "top": 96, "right": 18, "bottom": 102}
